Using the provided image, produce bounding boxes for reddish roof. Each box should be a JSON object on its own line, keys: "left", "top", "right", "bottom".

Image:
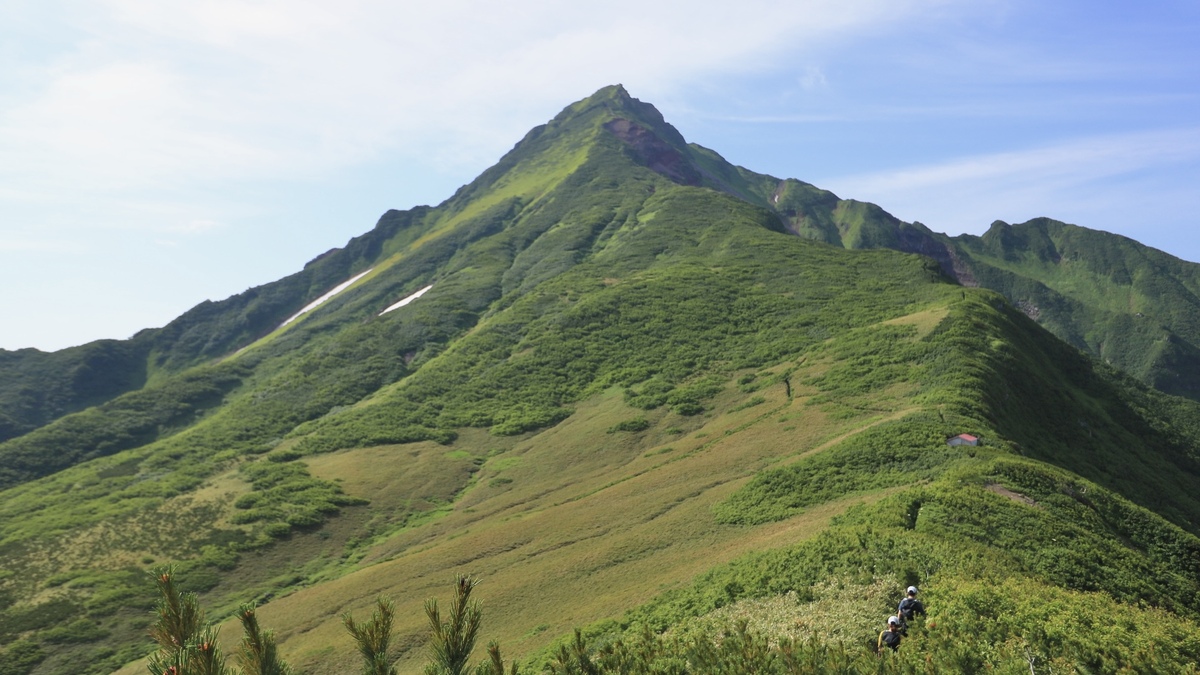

{"left": 953, "top": 434, "right": 978, "bottom": 442}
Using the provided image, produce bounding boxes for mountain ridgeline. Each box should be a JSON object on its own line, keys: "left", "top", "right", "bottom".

{"left": 0, "top": 85, "right": 1199, "bottom": 674}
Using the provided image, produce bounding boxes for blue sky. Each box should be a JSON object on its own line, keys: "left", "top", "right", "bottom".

{"left": 2, "top": 0, "right": 1199, "bottom": 351}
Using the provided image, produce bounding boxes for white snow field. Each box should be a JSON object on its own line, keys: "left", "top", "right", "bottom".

{"left": 277, "top": 268, "right": 374, "bottom": 329}
{"left": 379, "top": 284, "right": 433, "bottom": 316}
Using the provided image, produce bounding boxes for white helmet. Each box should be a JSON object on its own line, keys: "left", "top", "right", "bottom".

{"left": 907, "top": 586, "right": 918, "bottom": 595}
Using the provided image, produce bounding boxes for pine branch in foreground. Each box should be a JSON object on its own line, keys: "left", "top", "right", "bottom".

{"left": 473, "top": 641, "right": 519, "bottom": 675}
{"left": 424, "top": 575, "right": 483, "bottom": 675}
{"left": 148, "top": 567, "right": 202, "bottom": 660}
{"left": 343, "top": 597, "right": 398, "bottom": 675}
{"left": 236, "top": 604, "right": 294, "bottom": 675}
{"left": 147, "top": 567, "right": 230, "bottom": 675}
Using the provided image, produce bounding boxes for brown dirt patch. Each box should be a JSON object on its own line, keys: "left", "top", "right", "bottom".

{"left": 985, "top": 483, "right": 1039, "bottom": 508}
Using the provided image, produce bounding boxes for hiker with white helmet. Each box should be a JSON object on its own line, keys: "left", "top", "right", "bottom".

{"left": 898, "top": 586, "right": 925, "bottom": 621}
{"left": 877, "top": 616, "right": 903, "bottom": 653}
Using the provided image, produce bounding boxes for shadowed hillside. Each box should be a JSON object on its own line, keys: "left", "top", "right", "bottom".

{"left": 736, "top": 175, "right": 1200, "bottom": 401}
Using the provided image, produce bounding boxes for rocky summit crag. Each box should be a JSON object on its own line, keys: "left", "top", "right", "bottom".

{"left": 1, "top": 85, "right": 1199, "bottom": 674}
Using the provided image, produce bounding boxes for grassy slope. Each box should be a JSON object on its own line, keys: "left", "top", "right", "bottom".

{"left": 519, "top": 292, "right": 1200, "bottom": 672}
{"left": 1, "top": 86, "right": 1199, "bottom": 674}
{"left": 105, "top": 216, "right": 1200, "bottom": 673}
{"left": 103, "top": 286, "right": 1200, "bottom": 673}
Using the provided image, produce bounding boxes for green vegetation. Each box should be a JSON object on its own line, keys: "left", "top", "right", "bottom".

{"left": 291, "top": 186, "right": 946, "bottom": 460}
{"left": 138, "top": 571, "right": 517, "bottom": 675}
{"left": 0, "top": 363, "right": 246, "bottom": 488}
{"left": 714, "top": 415, "right": 960, "bottom": 525}
{"left": 760, "top": 176, "right": 1200, "bottom": 402}
{"left": 608, "top": 418, "right": 651, "bottom": 433}
{"left": 423, "top": 576, "right": 483, "bottom": 675}
{"left": 538, "top": 449, "right": 1200, "bottom": 672}
{"left": 0, "top": 340, "right": 150, "bottom": 444}
{"left": 344, "top": 599, "right": 398, "bottom": 675}
{"left": 0, "top": 85, "right": 1198, "bottom": 674}
{"left": 232, "top": 459, "right": 367, "bottom": 529}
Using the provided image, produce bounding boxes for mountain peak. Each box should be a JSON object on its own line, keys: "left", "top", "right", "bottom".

{"left": 443, "top": 86, "right": 703, "bottom": 210}
{"left": 553, "top": 83, "right": 671, "bottom": 131}
{"left": 590, "top": 83, "right": 633, "bottom": 102}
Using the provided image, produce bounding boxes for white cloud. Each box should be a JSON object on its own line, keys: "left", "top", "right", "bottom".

{"left": 820, "top": 127, "right": 1200, "bottom": 238}
{"left": 0, "top": 237, "right": 79, "bottom": 253}
{"left": 831, "top": 127, "right": 1200, "bottom": 196}
{"left": 0, "top": 0, "right": 1006, "bottom": 350}
{"left": 1, "top": 0, "right": 964, "bottom": 193}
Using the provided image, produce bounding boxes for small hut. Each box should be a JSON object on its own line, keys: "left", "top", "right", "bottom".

{"left": 947, "top": 433, "right": 979, "bottom": 447}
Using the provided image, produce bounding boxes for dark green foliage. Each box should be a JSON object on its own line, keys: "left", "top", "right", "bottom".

{"left": 768, "top": 189, "right": 1200, "bottom": 402}
{"left": 145, "top": 569, "right": 295, "bottom": 675}
{"left": 144, "top": 205, "right": 438, "bottom": 376}
{"left": 236, "top": 605, "right": 294, "bottom": 675}
{"left": 147, "top": 567, "right": 202, "bottom": 654}
{"left": 295, "top": 189, "right": 947, "bottom": 456}
{"left": 687, "top": 621, "right": 824, "bottom": 674}
{"left": 38, "top": 618, "right": 110, "bottom": 644}
{"left": 608, "top": 418, "right": 651, "bottom": 433}
{"left": 343, "top": 598, "right": 398, "bottom": 675}
{"left": 229, "top": 458, "right": 365, "bottom": 529}
{"left": 551, "top": 471, "right": 1200, "bottom": 672}
{"left": 547, "top": 630, "right": 603, "bottom": 675}
{"left": 0, "top": 641, "right": 44, "bottom": 675}
{"left": 0, "top": 339, "right": 149, "bottom": 443}
{"left": 0, "top": 364, "right": 245, "bottom": 488}
{"left": 930, "top": 299, "right": 1200, "bottom": 533}
{"left": 625, "top": 378, "right": 674, "bottom": 410}
{"left": 744, "top": 287, "right": 1200, "bottom": 537}
{"left": 424, "top": 576, "right": 483, "bottom": 675}
{"left": 543, "top": 606, "right": 1200, "bottom": 674}
{"left": 474, "top": 643, "right": 519, "bottom": 675}
{"left": 147, "top": 567, "right": 231, "bottom": 675}
{"left": 0, "top": 598, "right": 79, "bottom": 639}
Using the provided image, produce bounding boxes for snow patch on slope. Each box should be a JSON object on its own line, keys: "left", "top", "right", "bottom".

{"left": 380, "top": 284, "right": 432, "bottom": 315}
{"left": 278, "top": 268, "right": 374, "bottom": 329}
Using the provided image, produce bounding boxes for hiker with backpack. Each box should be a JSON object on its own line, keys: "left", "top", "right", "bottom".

{"left": 877, "top": 616, "right": 903, "bottom": 653}
{"left": 898, "top": 586, "right": 925, "bottom": 622}
{"left": 893, "top": 585, "right": 925, "bottom": 636}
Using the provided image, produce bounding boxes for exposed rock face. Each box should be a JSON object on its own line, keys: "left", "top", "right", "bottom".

{"left": 892, "top": 226, "right": 979, "bottom": 287}
{"left": 1015, "top": 299, "right": 1042, "bottom": 320}
{"left": 604, "top": 118, "right": 701, "bottom": 186}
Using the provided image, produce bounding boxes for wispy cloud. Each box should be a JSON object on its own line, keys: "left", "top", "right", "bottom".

{"left": 0, "top": 237, "right": 80, "bottom": 253}
{"left": 702, "top": 93, "right": 1200, "bottom": 126}
{"left": 0, "top": 0, "right": 965, "bottom": 195}
{"left": 3, "top": 0, "right": 979, "bottom": 349}
{"left": 832, "top": 127, "right": 1200, "bottom": 194}
{"left": 820, "top": 127, "right": 1200, "bottom": 238}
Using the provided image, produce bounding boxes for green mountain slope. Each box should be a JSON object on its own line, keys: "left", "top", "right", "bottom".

{"left": 0, "top": 86, "right": 1198, "bottom": 675}
{"left": 745, "top": 177, "right": 1200, "bottom": 401}
{"left": 0, "top": 341, "right": 150, "bottom": 444}
{"left": 953, "top": 218, "right": 1200, "bottom": 399}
